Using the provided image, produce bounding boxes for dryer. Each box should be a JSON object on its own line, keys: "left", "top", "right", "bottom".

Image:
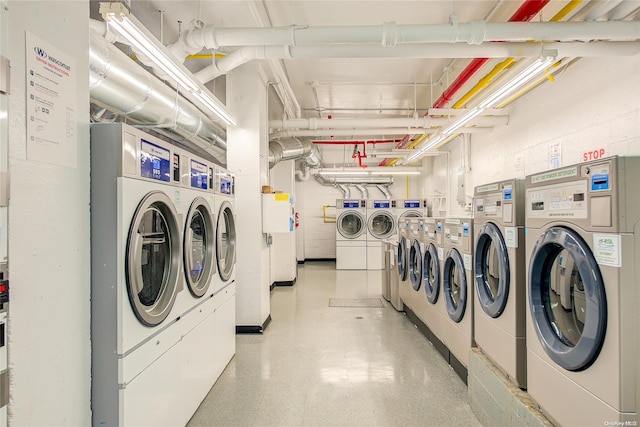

{"left": 421, "top": 217, "right": 446, "bottom": 344}
{"left": 336, "top": 199, "right": 367, "bottom": 270}
{"left": 212, "top": 165, "right": 237, "bottom": 380}
{"left": 91, "top": 123, "right": 204, "bottom": 426}
{"left": 473, "top": 179, "right": 526, "bottom": 389}
{"left": 366, "top": 200, "right": 396, "bottom": 270}
{"left": 442, "top": 218, "right": 474, "bottom": 375}
{"left": 525, "top": 156, "right": 640, "bottom": 426}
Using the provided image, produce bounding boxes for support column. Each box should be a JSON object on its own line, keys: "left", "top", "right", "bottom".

{"left": 227, "top": 62, "right": 271, "bottom": 332}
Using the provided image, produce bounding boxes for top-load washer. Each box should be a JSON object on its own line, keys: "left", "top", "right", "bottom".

{"left": 442, "top": 217, "right": 474, "bottom": 377}
{"left": 212, "top": 165, "right": 237, "bottom": 379}
{"left": 366, "top": 200, "right": 396, "bottom": 270}
{"left": 525, "top": 156, "right": 640, "bottom": 426}
{"left": 421, "top": 217, "right": 446, "bottom": 345}
{"left": 91, "top": 123, "right": 207, "bottom": 426}
{"left": 473, "top": 179, "right": 526, "bottom": 389}
{"left": 336, "top": 199, "right": 367, "bottom": 270}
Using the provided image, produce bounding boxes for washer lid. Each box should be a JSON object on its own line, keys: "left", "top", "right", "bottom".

{"left": 443, "top": 248, "right": 468, "bottom": 323}
{"left": 474, "top": 222, "right": 510, "bottom": 318}
{"left": 126, "top": 191, "right": 182, "bottom": 327}
{"left": 337, "top": 210, "right": 366, "bottom": 239}
{"left": 528, "top": 226, "right": 607, "bottom": 371}
{"left": 184, "top": 197, "right": 215, "bottom": 298}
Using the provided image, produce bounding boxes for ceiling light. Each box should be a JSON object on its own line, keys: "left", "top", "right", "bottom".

{"left": 100, "top": 2, "right": 237, "bottom": 127}
{"left": 407, "top": 55, "right": 555, "bottom": 164}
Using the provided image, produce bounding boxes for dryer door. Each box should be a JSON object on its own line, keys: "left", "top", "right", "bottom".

{"left": 409, "top": 239, "right": 422, "bottom": 291}
{"left": 423, "top": 243, "right": 440, "bottom": 304}
{"left": 184, "top": 197, "right": 215, "bottom": 297}
{"left": 126, "top": 191, "right": 182, "bottom": 327}
{"left": 443, "top": 248, "right": 468, "bottom": 323}
{"left": 337, "top": 211, "right": 365, "bottom": 239}
{"left": 216, "top": 200, "right": 236, "bottom": 282}
{"left": 474, "top": 222, "right": 510, "bottom": 318}
{"left": 368, "top": 211, "right": 395, "bottom": 239}
{"left": 528, "top": 226, "right": 606, "bottom": 371}
{"left": 397, "top": 236, "right": 408, "bottom": 281}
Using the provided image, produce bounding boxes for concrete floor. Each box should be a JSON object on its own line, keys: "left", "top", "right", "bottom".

{"left": 187, "top": 261, "right": 481, "bottom": 427}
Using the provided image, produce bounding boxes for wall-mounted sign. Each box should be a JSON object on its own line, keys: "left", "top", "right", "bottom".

{"left": 25, "top": 32, "right": 77, "bottom": 168}
{"left": 582, "top": 148, "right": 606, "bottom": 162}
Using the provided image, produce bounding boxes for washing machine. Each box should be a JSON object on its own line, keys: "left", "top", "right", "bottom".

{"left": 396, "top": 199, "right": 424, "bottom": 237}
{"left": 366, "top": 200, "right": 396, "bottom": 270}
{"left": 397, "top": 214, "right": 414, "bottom": 307}
{"left": 473, "top": 179, "right": 527, "bottom": 389}
{"left": 336, "top": 199, "right": 367, "bottom": 270}
{"left": 421, "top": 217, "right": 446, "bottom": 344}
{"left": 91, "top": 123, "right": 206, "bottom": 426}
{"left": 525, "top": 156, "right": 640, "bottom": 426}
{"left": 408, "top": 218, "right": 424, "bottom": 294}
{"left": 212, "top": 165, "right": 237, "bottom": 379}
{"left": 442, "top": 217, "right": 474, "bottom": 373}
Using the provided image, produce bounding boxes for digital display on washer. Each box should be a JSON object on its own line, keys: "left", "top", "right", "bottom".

{"left": 503, "top": 188, "right": 513, "bottom": 200}
{"left": 141, "top": 139, "right": 171, "bottom": 182}
{"left": 404, "top": 200, "right": 421, "bottom": 208}
{"left": 190, "top": 159, "right": 208, "bottom": 190}
{"left": 591, "top": 174, "right": 610, "bottom": 191}
{"left": 343, "top": 200, "right": 360, "bottom": 208}
{"left": 374, "top": 201, "right": 390, "bottom": 208}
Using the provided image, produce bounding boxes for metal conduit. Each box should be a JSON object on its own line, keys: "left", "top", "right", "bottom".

{"left": 89, "top": 31, "right": 227, "bottom": 164}
{"left": 268, "top": 137, "right": 322, "bottom": 168}
{"left": 355, "top": 185, "right": 369, "bottom": 199}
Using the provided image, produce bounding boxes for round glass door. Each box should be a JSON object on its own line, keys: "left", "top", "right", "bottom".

{"left": 397, "top": 236, "right": 408, "bottom": 281}
{"left": 216, "top": 200, "right": 236, "bottom": 282}
{"left": 528, "top": 226, "right": 606, "bottom": 371}
{"left": 184, "top": 197, "right": 215, "bottom": 297}
{"left": 474, "top": 222, "right": 510, "bottom": 318}
{"left": 423, "top": 243, "right": 440, "bottom": 304}
{"left": 409, "top": 240, "right": 422, "bottom": 291}
{"left": 337, "top": 211, "right": 365, "bottom": 239}
{"left": 368, "top": 212, "right": 395, "bottom": 239}
{"left": 443, "top": 248, "right": 468, "bottom": 323}
{"left": 126, "top": 191, "right": 181, "bottom": 327}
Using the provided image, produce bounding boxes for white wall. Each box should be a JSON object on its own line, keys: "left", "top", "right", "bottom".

{"left": 7, "top": 1, "right": 90, "bottom": 425}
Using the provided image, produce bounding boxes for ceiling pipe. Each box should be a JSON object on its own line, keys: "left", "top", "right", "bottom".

{"left": 271, "top": 127, "right": 494, "bottom": 139}
{"left": 336, "top": 184, "right": 350, "bottom": 198}
{"left": 268, "top": 137, "right": 321, "bottom": 169}
{"left": 88, "top": 31, "right": 227, "bottom": 164}
{"left": 314, "top": 174, "right": 394, "bottom": 186}
{"left": 355, "top": 184, "right": 369, "bottom": 199}
{"left": 270, "top": 115, "right": 509, "bottom": 130}
{"left": 376, "top": 185, "right": 392, "bottom": 200}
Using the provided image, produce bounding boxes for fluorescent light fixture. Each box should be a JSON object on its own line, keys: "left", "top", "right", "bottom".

{"left": 318, "top": 167, "right": 421, "bottom": 176}
{"left": 100, "top": 2, "right": 237, "bottom": 127}
{"left": 407, "top": 55, "right": 555, "bottom": 164}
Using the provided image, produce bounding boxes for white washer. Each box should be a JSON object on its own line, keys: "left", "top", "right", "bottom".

{"left": 442, "top": 218, "right": 474, "bottom": 377}
{"left": 396, "top": 212, "right": 414, "bottom": 308}
{"left": 395, "top": 199, "right": 423, "bottom": 238}
{"left": 473, "top": 179, "right": 526, "bottom": 389}
{"left": 525, "top": 156, "right": 639, "bottom": 426}
{"left": 91, "top": 123, "right": 204, "bottom": 426}
{"left": 336, "top": 199, "right": 367, "bottom": 270}
{"left": 212, "top": 165, "right": 237, "bottom": 379}
{"left": 421, "top": 217, "right": 447, "bottom": 345}
{"left": 366, "top": 200, "right": 396, "bottom": 270}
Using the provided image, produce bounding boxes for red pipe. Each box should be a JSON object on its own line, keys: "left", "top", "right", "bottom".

{"left": 379, "top": 0, "right": 550, "bottom": 166}
{"left": 312, "top": 139, "right": 402, "bottom": 145}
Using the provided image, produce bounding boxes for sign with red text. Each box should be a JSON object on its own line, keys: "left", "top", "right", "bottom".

{"left": 582, "top": 148, "right": 606, "bottom": 162}
{"left": 25, "top": 32, "right": 77, "bottom": 168}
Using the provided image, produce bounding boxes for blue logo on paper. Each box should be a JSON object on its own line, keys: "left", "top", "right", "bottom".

{"left": 34, "top": 47, "right": 47, "bottom": 58}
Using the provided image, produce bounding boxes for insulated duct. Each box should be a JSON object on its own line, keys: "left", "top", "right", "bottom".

{"left": 355, "top": 185, "right": 368, "bottom": 199}
{"left": 88, "top": 31, "right": 227, "bottom": 164}
{"left": 269, "top": 137, "right": 321, "bottom": 168}
{"left": 376, "top": 185, "right": 391, "bottom": 200}
{"left": 314, "top": 175, "right": 394, "bottom": 186}
{"left": 336, "top": 184, "right": 350, "bottom": 198}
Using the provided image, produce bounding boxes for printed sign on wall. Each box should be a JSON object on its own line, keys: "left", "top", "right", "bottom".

{"left": 25, "top": 32, "right": 77, "bottom": 168}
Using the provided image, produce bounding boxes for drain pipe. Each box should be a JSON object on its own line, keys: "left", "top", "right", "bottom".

{"left": 376, "top": 185, "right": 391, "bottom": 200}
{"left": 355, "top": 184, "right": 369, "bottom": 199}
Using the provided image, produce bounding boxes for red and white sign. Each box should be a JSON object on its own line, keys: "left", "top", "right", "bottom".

{"left": 582, "top": 148, "right": 606, "bottom": 162}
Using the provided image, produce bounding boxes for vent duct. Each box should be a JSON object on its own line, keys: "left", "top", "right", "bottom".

{"left": 269, "top": 137, "right": 321, "bottom": 169}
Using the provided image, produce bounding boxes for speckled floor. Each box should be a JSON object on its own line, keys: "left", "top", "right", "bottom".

{"left": 187, "top": 261, "right": 481, "bottom": 427}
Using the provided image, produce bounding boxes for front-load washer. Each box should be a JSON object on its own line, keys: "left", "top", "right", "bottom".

{"left": 366, "top": 200, "right": 396, "bottom": 270}
{"left": 397, "top": 214, "right": 414, "bottom": 307}
{"left": 442, "top": 218, "right": 474, "bottom": 375}
{"left": 395, "top": 199, "right": 423, "bottom": 239}
{"left": 91, "top": 123, "right": 205, "bottom": 426}
{"left": 213, "top": 165, "right": 237, "bottom": 379}
{"left": 408, "top": 218, "right": 424, "bottom": 294}
{"left": 473, "top": 179, "right": 526, "bottom": 389}
{"left": 421, "top": 217, "right": 446, "bottom": 344}
{"left": 336, "top": 199, "right": 367, "bottom": 270}
{"left": 525, "top": 156, "right": 640, "bottom": 426}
